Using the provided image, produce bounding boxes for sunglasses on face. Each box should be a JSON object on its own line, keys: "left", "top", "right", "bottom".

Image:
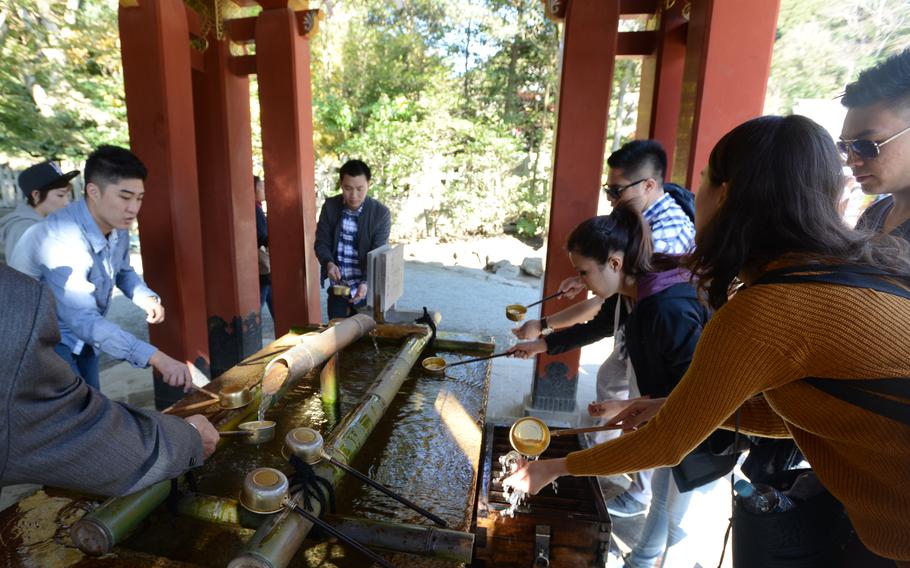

{"left": 602, "top": 178, "right": 648, "bottom": 199}
{"left": 837, "top": 124, "right": 910, "bottom": 160}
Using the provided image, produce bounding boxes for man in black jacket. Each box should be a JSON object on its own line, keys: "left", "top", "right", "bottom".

{"left": 314, "top": 160, "right": 391, "bottom": 320}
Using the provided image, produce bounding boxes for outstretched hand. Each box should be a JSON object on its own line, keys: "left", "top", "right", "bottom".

{"left": 606, "top": 396, "right": 666, "bottom": 432}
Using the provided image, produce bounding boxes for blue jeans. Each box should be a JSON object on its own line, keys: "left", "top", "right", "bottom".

{"left": 259, "top": 274, "right": 273, "bottom": 318}
{"left": 625, "top": 467, "right": 693, "bottom": 568}
{"left": 54, "top": 343, "right": 100, "bottom": 390}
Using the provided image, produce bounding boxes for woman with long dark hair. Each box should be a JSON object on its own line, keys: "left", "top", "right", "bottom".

{"left": 503, "top": 115, "right": 910, "bottom": 566}
{"left": 509, "top": 205, "right": 725, "bottom": 567}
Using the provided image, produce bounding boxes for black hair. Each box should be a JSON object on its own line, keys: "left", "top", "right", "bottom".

{"left": 338, "top": 159, "right": 371, "bottom": 182}
{"left": 84, "top": 145, "right": 148, "bottom": 193}
{"left": 842, "top": 49, "right": 910, "bottom": 111}
{"left": 607, "top": 140, "right": 667, "bottom": 183}
{"left": 26, "top": 184, "right": 68, "bottom": 207}
{"left": 687, "top": 115, "right": 910, "bottom": 309}
{"left": 566, "top": 205, "right": 653, "bottom": 278}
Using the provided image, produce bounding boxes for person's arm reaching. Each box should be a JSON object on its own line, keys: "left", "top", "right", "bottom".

{"left": 0, "top": 272, "right": 218, "bottom": 496}
{"left": 504, "top": 317, "right": 804, "bottom": 492}
{"left": 38, "top": 236, "right": 156, "bottom": 368}
{"left": 544, "top": 295, "right": 619, "bottom": 354}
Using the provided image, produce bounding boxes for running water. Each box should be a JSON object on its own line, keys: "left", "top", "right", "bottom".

{"left": 258, "top": 393, "right": 273, "bottom": 422}
{"left": 370, "top": 333, "right": 380, "bottom": 355}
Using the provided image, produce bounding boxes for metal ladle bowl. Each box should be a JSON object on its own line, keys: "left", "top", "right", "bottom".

{"left": 219, "top": 384, "right": 253, "bottom": 409}
{"left": 421, "top": 356, "right": 447, "bottom": 375}
{"left": 239, "top": 467, "right": 290, "bottom": 514}
{"left": 509, "top": 416, "right": 551, "bottom": 457}
{"left": 221, "top": 420, "right": 277, "bottom": 445}
{"left": 505, "top": 304, "right": 528, "bottom": 322}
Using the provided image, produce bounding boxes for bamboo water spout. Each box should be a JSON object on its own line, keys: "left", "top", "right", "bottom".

{"left": 71, "top": 315, "right": 377, "bottom": 556}
{"left": 228, "top": 329, "right": 433, "bottom": 568}
{"left": 262, "top": 314, "right": 376, "bottom": 395}
{"left": 175, "top": 493, "right": 473, "bottom": 563}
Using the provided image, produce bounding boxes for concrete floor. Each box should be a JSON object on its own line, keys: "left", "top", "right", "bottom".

{"left": 1, "top": 255, "right": 734, "bottom": 567}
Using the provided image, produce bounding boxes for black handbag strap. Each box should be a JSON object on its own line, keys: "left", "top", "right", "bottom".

{"left": 752, "top": 263, "right": 910, "bottom": 427}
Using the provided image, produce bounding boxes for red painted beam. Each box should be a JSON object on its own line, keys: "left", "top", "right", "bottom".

{"left": 118, "top": 0, "right": 210, "bottom": 383}
{"left": 229, "top": 55, "right": 257, "bottom": 76}
{"left": 620, "top": 0, "right": 658, "bottom": 16}
{"left": 675, "top": 0, "right": 780, "bottom": 188}
{"left": 192, "top": 36, "right": 262, "bottom": 377}
{"left": 617, "top": 30, "right": 657, "bottom": 57}
{"left": 533, "top": 0, "right": 620, "bottom": 411}
{"left": 255, "top": 7, "right": 322, "bottom": 333}
{"left": 225, "top": 16, "right": 256, "bottom": 44}
{"left": 646, "top": 1, "right": 688, "bottom": 182}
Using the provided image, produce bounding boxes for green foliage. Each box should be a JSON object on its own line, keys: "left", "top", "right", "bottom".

{"left": 311, "top": 0, "right": 559, "bottom": 239}
{"left": 767, "top": 0, "right": 910, "bottom": 114}
{"left": 0, "top": 0, "right": 127, "bottom": 160}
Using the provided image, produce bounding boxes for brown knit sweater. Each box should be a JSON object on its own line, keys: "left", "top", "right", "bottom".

{"left": 565, "top": 281, "right": 910, "bottom": 561}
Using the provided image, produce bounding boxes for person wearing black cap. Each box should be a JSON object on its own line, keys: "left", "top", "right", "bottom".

{"left": 0, "top": 160, "right": 76, "bottom": 261}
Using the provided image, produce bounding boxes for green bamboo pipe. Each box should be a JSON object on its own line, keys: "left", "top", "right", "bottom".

{"left": 228, "top": 330, "right": 432, "bottom": 568}
{"left": 70, "top": 479, "right": 172, "bottom": 555}
{"left": 175, "top": 493, "right": 473, "bottom": 563}
{"left": 71, "top": 316, "right": 378, "bottom": 556}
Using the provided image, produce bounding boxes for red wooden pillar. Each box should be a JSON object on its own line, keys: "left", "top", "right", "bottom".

{"left": 532, "top": 0, "right": 620, "bottom": 414}
{"left": 673, "top": 0, "right": 780, "bottom": 188}
{"left": 192, "top": 36, "right": 262, "bottom": 378}
{"left": 119, "top": 0, "right": 210, "bottom": 407}
{"left": 254, "top": 5, "right": 322, "bottom": 334}
{"left": 645, "top": 0, "right": 688, "bottom": 183}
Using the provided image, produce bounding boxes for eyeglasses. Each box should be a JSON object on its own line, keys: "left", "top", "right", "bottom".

{"left": 602, "top": 178, "right": 648, "bottom": 199}
{"left": 837, "top": 124, "right": 910, "bottom": 160}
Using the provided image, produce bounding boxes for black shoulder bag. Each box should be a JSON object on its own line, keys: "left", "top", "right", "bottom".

{"left": 725, "top": 263, "right": 910, "bottom": 568}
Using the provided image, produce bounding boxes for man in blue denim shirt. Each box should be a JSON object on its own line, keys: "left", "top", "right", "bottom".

{"left": 10, "top": 146, "right": 193, "bottom": 391}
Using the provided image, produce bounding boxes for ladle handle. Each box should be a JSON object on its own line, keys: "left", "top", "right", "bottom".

{"left": 190, "top": 384, "right": 221, "bottom": 400}
{"left": 162, "top": 397, "right": 220, "bottom": 416}
{"left": 326, "top": 456, "right": 447, "bottom": 528}
{"left": 218, "top": 430, "right": 254, "bottom": 436}
{"left": 550, "top": 424, "right": 625, "bottom": 437}
{"left": 523, "top": 290, "right": 565, "bottom": 309}
{"left": 288, "top": 503, "right": 396, "bottom": 568}
{"left": 445, "top": 352, "right": 511, "bottom": 368}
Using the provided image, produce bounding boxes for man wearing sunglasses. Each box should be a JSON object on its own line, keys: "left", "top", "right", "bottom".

{"left": 841, "top": 49, "right": 910, "bottom": 243}
{"left": 511, "top": 140, "right": 696, "bottom": 519}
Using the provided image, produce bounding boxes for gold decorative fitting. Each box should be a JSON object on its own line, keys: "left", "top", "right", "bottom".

{"left": 184, "top": 0, "right": 245, "bottom": 45}
{"left": 540, "top": 0, "right": 567, "bottom": 23}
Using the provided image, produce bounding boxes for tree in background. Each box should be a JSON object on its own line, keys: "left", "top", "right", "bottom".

{"left": 0, "top": 1, "right": 127, "bottom": 160}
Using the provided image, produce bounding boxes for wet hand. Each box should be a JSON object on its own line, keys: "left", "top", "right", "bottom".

{"left": 607, "top": 396, "right": 665, "bottom": 432}
{"left": 506, "top": 339, "right": 547, "bottom": 359}
{"left": 502, "top": 458, "right": 568, "bottom": 495}
{"left": 184, "top": 415, "right": 219, "bottom": 458}
{"left": 149, "top": 351, "right": 194, "bottom": 392}
{"left": 351, "top": 282, "right": 368, "bottom": 303}
{"left": 558, "top": 276, "right": 585, "bottom": 299}
{"left": 511, "top": 319, "right": 542, "bottom": 340}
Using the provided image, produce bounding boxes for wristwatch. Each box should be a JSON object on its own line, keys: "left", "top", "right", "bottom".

{"left": 540, "top": 317, "right": 554, "bottom": 336}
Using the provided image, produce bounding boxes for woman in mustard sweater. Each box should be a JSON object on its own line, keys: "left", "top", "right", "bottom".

{"left": 503, "top": 115, "right": 910, "bottom": 565}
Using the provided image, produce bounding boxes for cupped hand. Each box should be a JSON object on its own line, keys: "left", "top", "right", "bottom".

{"left": 511, "top": 319, "right": 542, "bottom": 340}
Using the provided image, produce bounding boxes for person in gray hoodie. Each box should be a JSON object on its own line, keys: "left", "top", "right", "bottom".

{"left": 0, "top": 161, "right": 76, "bottom": 262}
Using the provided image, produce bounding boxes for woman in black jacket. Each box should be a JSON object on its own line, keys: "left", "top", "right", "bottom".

{"left": 509, "top": 205, "right": 719, "bottom": 567}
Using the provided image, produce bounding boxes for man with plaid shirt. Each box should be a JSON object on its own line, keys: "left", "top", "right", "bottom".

{"left": 315, "top": 160, "right": 391, "bottom": 320}
{"left": 509, "top": 140, "right": 695, "bottom": 518}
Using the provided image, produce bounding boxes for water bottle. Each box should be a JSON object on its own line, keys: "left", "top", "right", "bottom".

{"left": 734, "top": 479, "right": 795, "bottom": 514}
